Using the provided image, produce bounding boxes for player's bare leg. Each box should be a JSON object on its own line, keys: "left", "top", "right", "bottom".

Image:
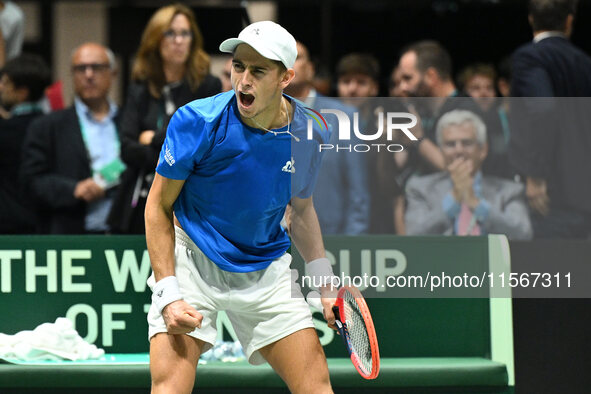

{"left": 150, "top": 333, "right": 204, "bottom": 394}
{"left": 259, "top": 327, "right": 333, "bottom": 394}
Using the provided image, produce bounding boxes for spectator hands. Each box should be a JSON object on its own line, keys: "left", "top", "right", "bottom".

{"left": 0, "top": 106, "right": 9, "bottom": 120}
{"left": 526, "top": 177, "right": 550, "bottom": 216}
{"left": 448, "top": 158, "right": 479, "bottom": 208}
{"left": 73, "top": 178, "right": 105, "bottom": 202}
{"left": 162, "top": 300, "right": 203, "bottom": 335}
{"left": 408, "top": 104, "right": 445, "bottom": 171}
{"left": 138, "top": 130, "right": 156, "bottom": 145}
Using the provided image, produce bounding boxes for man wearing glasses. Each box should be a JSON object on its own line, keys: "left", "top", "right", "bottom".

{"left": 404, "top": 109, "right": 532, "bottom": 240}
{"left": 22, "top": 42, "right": 124, "bottom": 234}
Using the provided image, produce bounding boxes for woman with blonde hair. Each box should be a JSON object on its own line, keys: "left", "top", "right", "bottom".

{"left": 109, "top": 4, "right": 221, "bottom": 234}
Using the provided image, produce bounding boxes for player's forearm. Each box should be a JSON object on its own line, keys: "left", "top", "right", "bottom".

{"left": 145, "top": 174, "right": 186, "bottom": 282}
{"left": 290, "top": 197, "right": 326, "bottom": 262}
{"left": 145, "top": 199, "right": 176, "bottom": 281}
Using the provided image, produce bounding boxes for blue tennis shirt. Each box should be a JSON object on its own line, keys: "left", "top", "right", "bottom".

{"left": 156, "top": 91, "right": 330, "bottom": 272}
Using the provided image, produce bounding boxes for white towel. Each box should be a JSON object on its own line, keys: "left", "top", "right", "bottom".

{"left": 0, "top": 318, "right": 105, "bottom": 361}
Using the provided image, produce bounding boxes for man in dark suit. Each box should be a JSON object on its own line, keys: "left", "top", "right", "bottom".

{"left": 21, "top": 43, "right": 123, "bottom": 234}
{"left": 510, "top": 0, "right": 591, "bottom": 238}
{"left": 0, "top": 54, "right": 51, "bottom": 233}
{"left": 405, "top": 109, "right": 532, "bottom": 240}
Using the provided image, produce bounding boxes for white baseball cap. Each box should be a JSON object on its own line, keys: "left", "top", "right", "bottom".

{"left": 219, "top": 21, "right": 297, "bottom": 69}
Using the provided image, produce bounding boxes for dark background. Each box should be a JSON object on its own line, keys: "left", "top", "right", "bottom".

{"left": 510, "top": 241, "right": 591, "bottom": 393}
{"left": 26, "top": 0, "right": 591, "bottom": 95}
{"left": 108, "top": 0, "right": 591, "bottom": 95}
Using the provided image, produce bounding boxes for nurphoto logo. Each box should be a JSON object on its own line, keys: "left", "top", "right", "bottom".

{"left": 305, "top": 108, "right": 418, "bottom": 152}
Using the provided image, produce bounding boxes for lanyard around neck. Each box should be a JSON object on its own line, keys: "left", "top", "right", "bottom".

{"left": 11, "top": 102, "right": 42, "bottom": 116}
{"left": 75, "top": 108, "right": 121, "bottom": 159}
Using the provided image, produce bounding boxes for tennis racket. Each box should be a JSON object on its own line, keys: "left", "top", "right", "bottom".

{"left": 307, "top": 286, "right": 380, "bottom": 379}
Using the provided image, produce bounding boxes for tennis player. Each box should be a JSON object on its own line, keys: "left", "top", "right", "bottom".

{"left": 145, "top": 21, "right": 337, "bottom": 393}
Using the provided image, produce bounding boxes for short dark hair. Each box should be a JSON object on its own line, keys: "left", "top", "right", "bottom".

{"left": 1, "top": 54, "right": 52, "bottom": 102}
{"left": 400, "top": 40, "right": 452, "bottom": 81}
{"left": 336, "top": 53, "right": 380, "bottom": 82}
{"left": 457, "top": 63, "right": 496, "bottom": 91}
{"left": 273, "top": 59, "right": 287, "bottom": 74}
{"left": 529, "top": 0, "right": 578, "bottom": 31}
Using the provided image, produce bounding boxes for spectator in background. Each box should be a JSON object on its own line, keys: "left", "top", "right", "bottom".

{"left": 220, "top": 56, "right": 232, "bottom": 92}
{"left": 21, "top": 43, "right": 123, "bottom": 234}
{"left": 336, "top": 53, "right": 397, "bottom": 234}
{"left": 396, "top": 40, "right": 464, "bottom": 172}
{"left": 284, "top": 42, "right": 369, "bottom": 235}
{"left": 0, "top": 54, "right": 51, "bottom": 233}
{"left": 0, "top": 1, "right": 24, "bottom": 65}
{"left": 393, "top": 41, "right": 476, "bottom": 233}
{"left": 458, "top": 63, "right": 515, "bottom": 179}
{"left": 405, "top": 110, "right": 531, "bottom": 240}
{"left": 312, "top": 66, "right": 332, "bottom": 96}
{"left": 496, "top": 56, "right": 512, "bottom": 98}
{"left": 398, "top": 40, "right": 459, "bottom": 115}
{"left": 108, "top": 4, "right": 221, "bottom": 234}
{"left": 510, "top": 0, "right": 591, "bottom": 238}
{"left": 336, "top": 53, "right": 379, "bottom": 99}
{"left": 388, "top": 66, "right": 407, "bottom": 99}
{"left": 387, "top": 65, "right": 415, "bottom": 234}
{"left": 459, "top": 63, "right": 496, "bottom": 112}
{"left": 0, "top": 28, "right": 5, "bottom": 70}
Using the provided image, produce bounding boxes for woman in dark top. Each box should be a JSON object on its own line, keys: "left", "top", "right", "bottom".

{"left": 109, "top": 4, "right": 221, "bottom": 233}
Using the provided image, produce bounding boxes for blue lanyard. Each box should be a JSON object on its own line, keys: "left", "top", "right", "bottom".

{"left": 11, "top": 102, "right": 42, "bottom": 116}
{"left": 497, "top": 106, "right": 511, "bottom": 144}
{"left": 76, "top": 111, "right": 121, "bottom": 160}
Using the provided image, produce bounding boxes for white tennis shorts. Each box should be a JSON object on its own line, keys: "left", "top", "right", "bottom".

{"left": 147, "top": 226, "right": 315, "bottom": 365}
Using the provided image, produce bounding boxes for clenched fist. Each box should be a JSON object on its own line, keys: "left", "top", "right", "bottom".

{"left": 162, "top": 300, "right": 203, "bottom": 335}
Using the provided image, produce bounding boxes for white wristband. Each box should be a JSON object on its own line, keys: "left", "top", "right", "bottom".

{"left": 306, "top": 257, "right": 337, "bottom": 290}
{"left": 152, "top": 276, "right": 183, "bottom": 314}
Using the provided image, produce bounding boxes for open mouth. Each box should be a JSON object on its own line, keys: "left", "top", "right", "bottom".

{"left": 239, "top": 92, "right": 255, "bottom": 108}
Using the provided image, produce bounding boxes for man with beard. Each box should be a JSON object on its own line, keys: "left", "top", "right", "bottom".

{"left": 397, "top": 40, "right": 481, "bottom": 173}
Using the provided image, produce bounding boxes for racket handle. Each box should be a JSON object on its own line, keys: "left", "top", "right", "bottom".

{"left": 306, "top": 291, "right": 324, "bottom": 311}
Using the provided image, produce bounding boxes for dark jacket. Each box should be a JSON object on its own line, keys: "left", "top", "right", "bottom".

{"left": 0, "top": 110, "right": 44, "bottom": 233}
{"left": 510, "top": 36, "right": 591, "bottom": 214}
{"left": 108, "top": 74, "right": 221, "bottom": 233}
{"left": 21, "top": 107, "right": 120, "bottom": 234}
{"left": 511, "top": 36, "right": 591, "bottom": 97}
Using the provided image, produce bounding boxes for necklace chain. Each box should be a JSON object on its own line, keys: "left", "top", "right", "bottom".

{"left": 251, "top": 98, "right": 299, "bottom": 142}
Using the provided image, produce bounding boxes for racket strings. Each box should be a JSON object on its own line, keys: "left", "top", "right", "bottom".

{"left": 343, "top": 291, "right": 373, "bottom": 374}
